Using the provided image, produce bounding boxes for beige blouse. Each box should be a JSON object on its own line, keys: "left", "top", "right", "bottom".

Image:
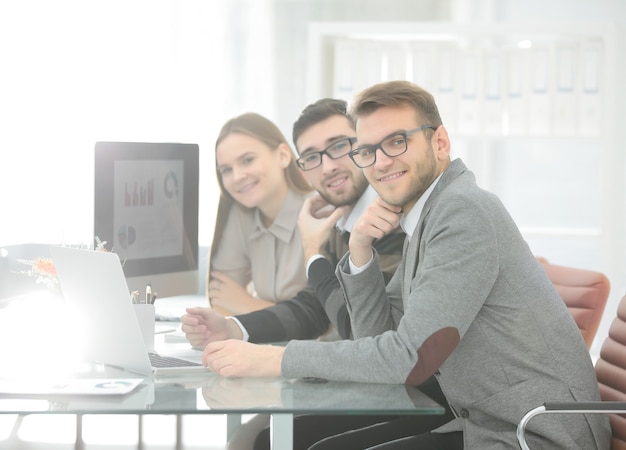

{"left": 209, "top": 189, "right": 310, "bottom": 303}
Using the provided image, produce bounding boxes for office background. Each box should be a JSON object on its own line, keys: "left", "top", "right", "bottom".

{"left": 1, "top": 0, "right": 625, "bottom": 355}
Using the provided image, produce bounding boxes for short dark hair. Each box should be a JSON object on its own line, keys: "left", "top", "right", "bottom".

{"left": 351, "top": 80, "right": 443, "bottom": 130}
{"left": 292, "top": 98, "right": 354, "bottom": 149}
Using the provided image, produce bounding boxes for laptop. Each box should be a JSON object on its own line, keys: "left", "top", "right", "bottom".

{"left": 51, "top": 245, "right": 210, "bottom": 376}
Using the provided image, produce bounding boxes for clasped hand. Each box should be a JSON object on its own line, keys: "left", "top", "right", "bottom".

{"left": 298, "top": 195, "right": 348, "bottom": 259}
{"left": 349, "top": 197, "right": 402, "bottom": 266}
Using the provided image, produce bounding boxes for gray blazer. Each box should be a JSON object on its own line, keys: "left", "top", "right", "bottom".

{"left": 282, "top": 159, "right": 610, "bottom": 449}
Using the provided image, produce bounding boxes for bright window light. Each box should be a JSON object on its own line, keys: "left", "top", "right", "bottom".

{"left": 82, "top": 415, "right": 138, "bottom": 445}
{"left": 17, "top": 414, "right": 77, "bottom": 444}
{"left": 0, "top": 415, "right": 18, "bottom": 440}
{"left": 0, "top": 0, "right": 228, "bottom": 247}
{"left": 141, "top": 415, "right": 178, "bottom": 447}
{"left": 182, "top": 414, "right": 227, "bottom": 447}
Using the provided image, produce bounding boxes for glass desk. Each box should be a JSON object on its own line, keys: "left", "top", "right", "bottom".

{"left": 0, "top": 294, "right": 444, "bottom": 449}
{"left": 0, "top": 364, "right": 444, "bottom": 450}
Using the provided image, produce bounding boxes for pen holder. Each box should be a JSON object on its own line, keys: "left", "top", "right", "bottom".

{"left": 133, "top": 304, "right": 155, "bottom": 351}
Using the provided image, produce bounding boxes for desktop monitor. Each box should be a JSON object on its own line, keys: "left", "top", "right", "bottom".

{"left": 94, "top": 142, "right": 199, "bottom": 298}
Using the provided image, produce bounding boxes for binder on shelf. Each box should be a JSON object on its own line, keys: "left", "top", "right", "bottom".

{"left": 528, "top": 46, "right": 551, "bottom": 136}
{"left": 359, "top": 42, "right": 385, "bottom": 92}
{"left": 457, "top": 50, "right": 482, "bottom": 136}
{"left": 434, "top": 44, "right": 458, "bottom": 133}
{"left": 553, "top": 43, "right": 578, "bottom": 136}
{"left": 333, "top": 39, "right": 359, "bottom": 100}
{"left": 386, "top": 44, "right": 407, "bottom": 81}
{"left": 578, "top": 42, "right": 603, "bottom": 136}
{"left": 411, "top": 44, "right": 434, "bottom": 93}
{"left": 483, "top": 50, "right": 504, "bottom": 136}
{"left": 505, "top": 48, "right": 528, "bottom": 136}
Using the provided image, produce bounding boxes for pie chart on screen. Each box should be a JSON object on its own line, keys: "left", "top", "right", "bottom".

{"left": 163, "top": 170, "right": 179, "bottom": 198}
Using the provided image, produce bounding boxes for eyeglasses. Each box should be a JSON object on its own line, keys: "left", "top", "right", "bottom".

{"left": 296, "top": 137, "right": 357, "bottom": 171}
{"left": 348, "top": 125, "right": 436, "bottom": 168}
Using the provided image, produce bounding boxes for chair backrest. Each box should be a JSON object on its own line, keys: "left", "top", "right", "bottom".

{"left": 537, "top": 258, "right": 610, "bottom": 349}
{"left": 595, "top": 293, "right": 626, "bottom": 449}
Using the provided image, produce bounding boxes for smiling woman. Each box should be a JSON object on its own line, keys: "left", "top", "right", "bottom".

{"left": 207, "top": 113, "right": 313, "bottom": 316}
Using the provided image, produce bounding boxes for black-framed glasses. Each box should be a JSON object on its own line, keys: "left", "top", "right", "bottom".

{"left": 296, "top": 137, "right": 357, "bottom": 171}
{"left": 348, "top": 125, "right": 436, "bottom": 168}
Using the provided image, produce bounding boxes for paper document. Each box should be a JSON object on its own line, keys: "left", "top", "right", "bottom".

{"left": 0, "top": 378, "right": 144, "bottom": 396}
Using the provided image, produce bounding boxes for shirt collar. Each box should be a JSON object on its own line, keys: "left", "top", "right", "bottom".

{"left": 336, "top": 185, "right": 379, "bottom": 233}
{"left": 400, "top": 172, "right": 443, "bottom": 240}
{"left": 250, "top": 189, "right": 306, "bottom": 243}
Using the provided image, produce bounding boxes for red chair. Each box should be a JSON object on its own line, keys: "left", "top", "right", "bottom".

{"left": 595, "top": 292, "right": 626, "bottom": 449}
{"left": 537, "top": 258, "right": 610, "bottom": 349}
{"left": 517, "top": 292, "right": 626, "bottom": 449}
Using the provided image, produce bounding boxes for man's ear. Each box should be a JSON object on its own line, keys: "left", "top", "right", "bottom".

{"left": 432, "top": 125, "right": 451, "bottom": 160}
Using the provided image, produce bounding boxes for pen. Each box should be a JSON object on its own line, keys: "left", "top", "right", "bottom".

{"left": 145, "top": 284, "right": 152, "bottom": 304}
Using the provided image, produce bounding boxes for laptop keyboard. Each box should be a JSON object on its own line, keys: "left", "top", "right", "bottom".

{"left": 148, "top": 352, "right": 202, "bottom": 368}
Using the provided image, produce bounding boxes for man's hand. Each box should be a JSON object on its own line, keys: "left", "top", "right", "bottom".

{"left": 202, "top": 339, "right": 284, "bottom": 378}
{"left": 181, "top": 307, "right": 243, "bottom": 347}
{"left": 298, "top": 195, "right": 348, "bottom": 260}
{"left": 349, "top": 197, "right": 402, "bottom": 267}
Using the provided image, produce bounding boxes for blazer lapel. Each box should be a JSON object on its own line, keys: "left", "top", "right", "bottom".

{"left": 403, "top": 233, "right": 418, "bottom": 296}
{"left": 402, "top": 159, "right": 470, "bottom": 296}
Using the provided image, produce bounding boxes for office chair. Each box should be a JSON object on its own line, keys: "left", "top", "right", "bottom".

{"left": 517, "top": 291, "right": 626, "bottom": 450}
{"left": 537, "top": 258, "right": 610, "bottom": 349}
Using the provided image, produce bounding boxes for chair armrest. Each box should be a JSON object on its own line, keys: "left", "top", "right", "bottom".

{"left": 517, "top": 402, "right": 626, "bottom": 449}
{"left": 544, "top": 401, "right": 626, "bottom": 411}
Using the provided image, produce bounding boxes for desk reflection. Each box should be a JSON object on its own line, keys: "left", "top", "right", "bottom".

{"left": 0, "top": 370, "right": 442, "bottom": 417}
{"left": 190, "top": 376, "right": 442, "bottom": 415}
{"left": 199, "top": 377, "right": 282, "bottom": 409}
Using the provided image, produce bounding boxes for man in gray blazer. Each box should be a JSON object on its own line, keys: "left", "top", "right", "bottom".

{"left": 200, "top": 81, "right": 611, "bottom": 449}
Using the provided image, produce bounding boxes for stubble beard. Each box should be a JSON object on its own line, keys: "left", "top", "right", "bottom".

{"left": 370, "top": 150, "right": 438, "bottom": 211}
{"left": 318, "top": 173, "right": 369, "bottom": 208}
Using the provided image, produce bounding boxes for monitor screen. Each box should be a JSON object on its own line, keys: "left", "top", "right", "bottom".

{"left": 94, "top": 142, "right": 199, "bottom": 298}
